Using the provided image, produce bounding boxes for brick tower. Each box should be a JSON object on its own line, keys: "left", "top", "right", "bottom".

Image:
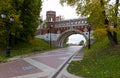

{"left": 46, "top": 11, "right": 56, "bottom": 28}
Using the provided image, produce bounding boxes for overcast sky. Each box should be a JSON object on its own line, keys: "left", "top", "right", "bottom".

{"left": 67, "top": 34, "right": 86, "bottom": 44}
{"left": 41, "top": 0, "right": 79, "bottom": 20}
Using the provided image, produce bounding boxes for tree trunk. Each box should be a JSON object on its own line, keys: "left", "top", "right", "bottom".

{"left": 113, "top": 24, "right": 118, "bottom": 44}
{"left": 102, "top": 0, "right": 119, "bottom": 45}
{"left": 112, "top": 0, "right": 119, "bottom": 45}
{"left": 107, "top": 31, "right": 117, "bottom": 45}
{"left": 14, "top": 31, "right": 17, "bottom": 45}
{"left": 104, "top": 19, "right": 117, "bottom": 45}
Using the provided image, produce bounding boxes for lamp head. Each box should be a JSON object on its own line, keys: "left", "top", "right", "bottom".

{"left": 1, "top": 13, "right": 6, "bottom": 19}
{"left": 10, "top": 16, "right": 14, "bottom": 22}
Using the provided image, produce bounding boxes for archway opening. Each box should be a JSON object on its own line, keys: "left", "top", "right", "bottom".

{"left": 57, "top": 29, "right": 88, "bottom": 47}
{"left": 66, "top": 34, "right": 86, "bottom": 45}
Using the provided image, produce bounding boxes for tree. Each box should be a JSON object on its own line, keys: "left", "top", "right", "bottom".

{"left": 20, "top": 0, "right": 42, "bottom": 42}
{"left": 0, "top": 0, "right": 24, "bottom": 46}
{"left": 0, "top": 0, "right": 42, "bottom": 47}
{"left": 0, "top": 0, "right": 16, "bottom": 46}
{"left": 10, "top": 0, "right": 23, "bottom": 45}
{"left": 60, "top": 0, "right": 120, "bottom": 45}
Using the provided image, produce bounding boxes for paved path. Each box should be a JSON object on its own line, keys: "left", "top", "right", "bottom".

{"left": 0, "top": 46, "right": 83, "bottom": 78}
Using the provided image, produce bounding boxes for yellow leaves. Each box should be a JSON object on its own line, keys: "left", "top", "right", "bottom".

{"left": 93, "top": 26, "right": 120, "bottom": 40}
{"left": 0, "top": 0, "right": 12, "bottom": 11}
{"left": 107, "top": 25, "right": 120, "bottom": 33}
{"left": 0, "top": 30, "right": 6, "bottom": 35}
{"left": 110, "top": 27, "right": 117, "bottom": 32}
{"left": 92, "top": 28, "right": 107, "bottom": 40}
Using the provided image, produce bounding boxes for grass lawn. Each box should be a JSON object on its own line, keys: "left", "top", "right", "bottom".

{"left": 67, "top": 32, "right": 120, "bottom": 78}
{"left": 0, "top": 38, "right": 58, "bottom": 63}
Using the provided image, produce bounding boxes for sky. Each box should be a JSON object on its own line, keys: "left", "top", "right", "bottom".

{"left": 41, "top": 0, "right": 86, "bottom": 44}
{"left": 41, "top": 0, "right": 79, "bottom": 20}
{"left": 67, "top": 34, "right": 86, "bottom": 44}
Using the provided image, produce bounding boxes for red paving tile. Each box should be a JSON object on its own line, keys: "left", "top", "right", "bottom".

{"left": 0, "top": 60, "right": 42, "bottom": 78}
{"left": 33, "top": 54, "right": 69, "bottom": 69}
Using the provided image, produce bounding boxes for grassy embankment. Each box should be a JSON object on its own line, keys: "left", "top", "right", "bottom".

{"left": 67, "top": 32, "right": 120, "bottom": 78}
{"left": 0, "top": 38, "right": 58, "bottom": 62}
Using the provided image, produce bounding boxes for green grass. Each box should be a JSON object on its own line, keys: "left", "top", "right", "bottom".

{"left": 0, "top": 38, "right": 58, "bottom": 62}
{"left": 67, "top": 32, "right": 120, "bottom": 78}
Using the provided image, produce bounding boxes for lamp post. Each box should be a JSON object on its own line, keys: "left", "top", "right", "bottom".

{"left": 1, "top": 13, "right": 14, "bottom": 57}
{"left": 49, "top": 25, "right": 53, "bottom": 48}
{"left": 88, "top": 24, "right": 91, "bottom": 49}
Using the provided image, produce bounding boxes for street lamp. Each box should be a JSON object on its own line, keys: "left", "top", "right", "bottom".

{"left": 88, "top": 24, "right": 91, "bottom": 49}
{"left": 1, "top": 13, "right": 14, "bottom": 57}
